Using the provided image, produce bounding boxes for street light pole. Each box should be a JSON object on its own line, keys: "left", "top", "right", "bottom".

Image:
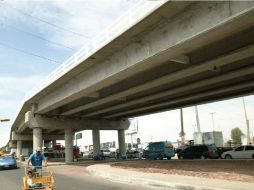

{"left": 209, "top": 112, "right": 216, "bottom": 131}
{"left": 179, "top": 108, "right": 185, "bottom": 145}
{"left": 242, "top": 97, "right": 251, "bottom": 144}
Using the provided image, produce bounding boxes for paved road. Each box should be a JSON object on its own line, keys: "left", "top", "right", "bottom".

{"left": 0, "top": 163, "right": 152, "bottom": 190}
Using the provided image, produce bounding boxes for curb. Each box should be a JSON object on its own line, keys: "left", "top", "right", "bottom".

{"left": 86, "top": 165, "right": 228, "bottom": 190}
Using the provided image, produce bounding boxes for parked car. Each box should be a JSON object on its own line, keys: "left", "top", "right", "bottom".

{"left": 216, "top": 147, "right": 233, "bottom": 158}
{"left": 142, "top": 141, "right": 175, "bottom": 160}
{"left": 109, "top": 151, "right": 116, "bottom": 158}
{"left": 101, "top": 149, "right": 111, "bottom": 158}
{"left": 221, "top": 145, "right": 254, "bottom": 159}
{"left": 178, "top": 144, "right": 219, "bottom": 159}
{"left": 0, "top": 155, "right": 17, "bottom": 170}
{"left": 126, "top": 150, "right": 142, "bottom": 159}
{"left": 87, "top": 151, "right": 93, "bottom": 158}
{"left": 82, "top": 151, "right": 91, "bottom": 158}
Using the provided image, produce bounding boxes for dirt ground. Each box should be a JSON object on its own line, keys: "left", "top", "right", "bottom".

{"left": 112, "top": 160, "right": 254, "bottom": 183}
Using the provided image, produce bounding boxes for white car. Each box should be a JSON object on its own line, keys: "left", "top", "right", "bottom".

{"left": 221, "top": 145, "right": 254, "bottom": 159}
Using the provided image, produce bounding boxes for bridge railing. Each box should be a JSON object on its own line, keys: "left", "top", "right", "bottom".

{"left": 24, "top": 0, "right": 167, "bottom": 101}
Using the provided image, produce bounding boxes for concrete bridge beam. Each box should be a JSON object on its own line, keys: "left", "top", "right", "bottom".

{"left": 24, "top": 111, "right": 129, "bottom": 131}
{"left": 12, "top": 131, "right": 65, "bottom": 141}
{"left": 36, "top": 1, "right": 254, "bottom": 115}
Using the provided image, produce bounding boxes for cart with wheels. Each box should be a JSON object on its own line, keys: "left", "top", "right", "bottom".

{"left": 22, "top": 166, "right": 56, "bottom": 190}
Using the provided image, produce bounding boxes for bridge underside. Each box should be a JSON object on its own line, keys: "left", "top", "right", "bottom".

{"left": 9, "top": 1, "right": 254, "bottom": 163}
{"left": 41, "top": 2, "right": 254, "bottom": 120}
{"left": 55, "top": 29, "right": 254, "bottom": 119}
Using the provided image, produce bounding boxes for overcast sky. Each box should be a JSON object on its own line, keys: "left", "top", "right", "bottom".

{"left": 0, "top": 0, "right": 253, "bottom": 148}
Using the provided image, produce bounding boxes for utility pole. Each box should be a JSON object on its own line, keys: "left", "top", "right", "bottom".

{"left": 195, "top": 106, "right": 201, "bottom": 132}
{"left": 242, "top": 97, "right": 251, "bottom": 144}
{"left": 209, "top": 112, "right": 216, "bottom": 131}
{"left": 179, "top": 108, "right": 185, "bottom": 145}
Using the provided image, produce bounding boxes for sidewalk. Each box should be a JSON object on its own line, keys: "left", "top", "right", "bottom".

{"left": 86, "top": 164, "right": 254, "bottom": 190}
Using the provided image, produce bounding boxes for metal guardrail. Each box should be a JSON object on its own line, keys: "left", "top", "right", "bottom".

{"left": 24, "top": 0, "right": 167, "bottom": 101}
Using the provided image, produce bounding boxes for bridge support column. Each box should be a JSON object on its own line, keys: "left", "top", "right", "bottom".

{"left": 17, "top": 140, "right": 23, "bottom": 159}
{"left": 118, "top": 129, "right": 126, "bottom": 159}
{"left": 52, "top": 140, "right": 56, "bottom": 148}
{"left": 65, "top": 129, "right": 73, "bottom": 163}
{"left": 33, "top": 128, "right": 42, "bottom": 152}
{"left": 92, "top": 130, "right": 100, "bottom": 160}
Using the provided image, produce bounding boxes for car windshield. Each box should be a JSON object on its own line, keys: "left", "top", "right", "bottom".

{"left": 0, "top": 156, "right": 10, "bottom": 160}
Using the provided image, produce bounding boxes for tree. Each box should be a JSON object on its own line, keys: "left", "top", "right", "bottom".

{"left": 231, "top": 127, "right": 244, "bottom": 145}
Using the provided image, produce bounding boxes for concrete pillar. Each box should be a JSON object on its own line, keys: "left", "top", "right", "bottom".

{"left": 17, "top": 140, "right": 23, "bottom": 159}
{"left": 65, "top": 129, "right": 73, "bottom": 163}
{"left": 33, "top": 128, "right": 42, "bottom": 152}
{"left": 92, "top": 130, "right": 100, "bottom": 159}
{"left": 118, "top": 129, "right": 126, "bottom": 158}
{"left": 52, "top": 140, "right": 57, "bottom": 148}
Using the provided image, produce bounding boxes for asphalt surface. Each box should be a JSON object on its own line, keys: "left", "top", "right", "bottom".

{"left": 0, "top": 163, "right": 153, "bottom": 190}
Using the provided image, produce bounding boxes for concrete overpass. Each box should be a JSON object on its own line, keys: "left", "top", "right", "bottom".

{"left": 9, "top": 1, "right": 254, "bottom": 162}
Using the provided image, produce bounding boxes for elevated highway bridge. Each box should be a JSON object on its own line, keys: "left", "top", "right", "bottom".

{"left": 7, "top": 1, "right": 254, "bottom": 162}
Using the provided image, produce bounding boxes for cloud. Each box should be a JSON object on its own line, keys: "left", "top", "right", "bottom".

{"left": 2, "top": 0, "right": 137, "bottom": 50}
{"left": 0, "top": 74, "right": 46, "bottom": 147}
{"left": 0, "top": 74, "right": 46, "bottom": 98}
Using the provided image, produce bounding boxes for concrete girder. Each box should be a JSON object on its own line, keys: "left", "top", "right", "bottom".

{"left": 105, "top": 79, "right": 254, "bottom": 118}
{"left": 84, "top": 61, "right": 254, "bottom": 117}
{"left": 170, "top": 55, "right": 190, "bottom": 65}
{"left": 16, "top": 122, "right": 28, "bottom": 133}
{"left": 25, "top": 111, "right": 129, "bottom": 130}
{"left": 8, "top": 141, "right": 16, "bottom": 148}
{"left": 36, "top": 1, "right": 254, "bottom": 114}
{"left": 12, "top": 131, "right": 65, "bottom": 141}
{"left": 64, "top": 44, "right": 254, "bottom": 116}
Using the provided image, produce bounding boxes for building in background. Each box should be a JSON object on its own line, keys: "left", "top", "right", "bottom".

{"left": 194, "top": 131, "right": 224, "bottom": 147}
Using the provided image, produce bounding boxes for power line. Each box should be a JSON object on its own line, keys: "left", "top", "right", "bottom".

{"left": 0, "top": 2, "right": 90, "bottom": 39}
{"left": 0, "top": 42, "right": 61, "bottom": 64}
{"left": 0, "top": 20, "right": 77, "bottom": 51}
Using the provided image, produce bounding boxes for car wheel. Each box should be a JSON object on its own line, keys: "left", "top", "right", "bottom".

{"left": 200, "top": 155, "right": 206, "bottom": 160}
{"left": 225, "top": 154, "right": 232, "bottom": 159}
{"left": 252, "top": 154, "right": 254, "bottom": 159}
{"left": 167, "top": 157, "right": 171, "bottom": 160}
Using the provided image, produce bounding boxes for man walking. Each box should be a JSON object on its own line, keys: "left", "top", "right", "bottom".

{"left": 27, "top": 147, "right": 47, "bottom": 176}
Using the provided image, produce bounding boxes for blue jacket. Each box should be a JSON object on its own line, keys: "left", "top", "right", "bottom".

{"left": 28, "top": 153, "right": 45, "bottom": 166}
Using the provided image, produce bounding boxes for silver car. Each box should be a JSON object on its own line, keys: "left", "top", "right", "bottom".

{"left": 0, "top": 155, "right": 17, "bottom": 170}
{"left": 221, "top": 145, "right": 254, "bottom": 159}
